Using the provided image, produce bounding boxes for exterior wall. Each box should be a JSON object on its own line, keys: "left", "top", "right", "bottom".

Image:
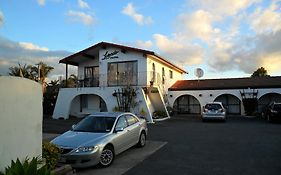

{"left": 53, "top": 87, "right": 154, "bottom": 122}
{"left": 146, "top": 56, "right": 183, "bottom": 93}
{"left": 78, "top": 57, "right": 99, "bottom": 79}
{"left": 0, "top": 76, "right": 42, "bottom": 172}
{"left": 168, "top": 88, "right": 281, "bottom": 116}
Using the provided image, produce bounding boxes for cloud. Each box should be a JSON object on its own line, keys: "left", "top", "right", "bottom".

{"left": 191, "top": 0, "right": 261, "bottom": 16}
{"left": 66, "top": 10, "right": 95, "bottom": 25}
{"left": 249, "top": 2, "right": 281, "bottom": 34}
{"left": 0, "top": 36, "right": 75, "bottom": 79}
{"left": 206, "top": 0, "right": 281, "bottom": 75}
{"left": 0, "top": 10, "right": 4, "bottom": 26}
{"left": 153, "top": 34, "right": 204, "bottom": 65}
{"left": 176, "top": 10, "right": 221, "bottom": 42}
{"left": 122, "top": 3, "right": 153, "bottom": 25}
{"left": 19, "top": 42, "right": 49, "bottom": 52}
{"left": 37, "top": 0, "right": 45, "bottom": 6}
{"left": 78, "top": 0, "right": 89, "bottom": 9}
{"left": 135, "top": 40, "right": 153, "bottom": 50}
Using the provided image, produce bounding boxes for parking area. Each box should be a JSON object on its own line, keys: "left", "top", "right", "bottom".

{"left": 126, "top": 115, "right": 281, "bottom": 175}
{"left": 44, "top": 115, "right": 281, "bottom": 175}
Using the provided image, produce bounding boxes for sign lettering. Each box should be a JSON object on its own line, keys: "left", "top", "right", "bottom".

{"left": 102, "top": 50, "right": 119, "bottom": 60}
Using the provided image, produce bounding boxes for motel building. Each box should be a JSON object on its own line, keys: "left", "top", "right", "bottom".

{"left": 53, "top": 42, "right": 281, "bottom": 122}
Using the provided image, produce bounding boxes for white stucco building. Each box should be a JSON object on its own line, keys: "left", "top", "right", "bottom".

{"left": 53, "top": 42, "right": 281, "bottom": 122}
{"left": 168, "top": 77, "right": 281, "bottom": 116}
{"left": 52, "top": 42, "right": 186, "bottom": 122}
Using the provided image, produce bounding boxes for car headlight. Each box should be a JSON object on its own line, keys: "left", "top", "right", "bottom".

{"left": 75, "top": 146, "right": 99, "bottom": 153}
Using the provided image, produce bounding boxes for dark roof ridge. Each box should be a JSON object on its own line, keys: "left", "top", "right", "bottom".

{"left": 59, "top": 41, "right": 186, "bottom": 73}
{"left": 179, "top": 76, "right": 281, "bottom": 81}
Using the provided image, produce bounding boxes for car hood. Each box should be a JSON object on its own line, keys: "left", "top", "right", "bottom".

{"left": 51, "top": 130, "right": 109, "bottom": 148}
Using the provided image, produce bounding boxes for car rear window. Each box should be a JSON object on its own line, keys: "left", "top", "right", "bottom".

{"left": 205, "top": 104, "right": 222, "bottom": 110}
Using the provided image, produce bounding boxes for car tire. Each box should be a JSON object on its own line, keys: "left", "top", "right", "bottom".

{"left": 137, "top": 131, "right": 146, "bottom": 147}
{"left": 99, "top": 145, "right": 115, "bottom": 167}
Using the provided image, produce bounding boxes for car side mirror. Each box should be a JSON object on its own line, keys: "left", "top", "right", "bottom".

{"left": 71, "top": 124, "right": 76, "bottom": 130}
{"left": 115, "top": 127, "right": 124, "bottom": 132}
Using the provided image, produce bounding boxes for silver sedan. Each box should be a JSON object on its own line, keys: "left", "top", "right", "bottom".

{"left": 51, "top": 112, "right": 148, "bottom": 168}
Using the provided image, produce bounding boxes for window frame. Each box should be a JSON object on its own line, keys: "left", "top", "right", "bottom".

{"left": 169, "top": 70, "right": 173, "bottom": 79}
{"left": 107, "top": 61, "right": 138, "bottom": 86}
{"left": 125, "top": 114, "right": 139, "bottom": 126}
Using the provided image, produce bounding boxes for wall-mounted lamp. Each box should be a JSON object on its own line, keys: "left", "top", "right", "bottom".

{"left": 199, "top": 94, "right": 202, "bottom": 97}
{"left": 169, "top": 95, "right": 173, "bottom": 97}
{"left": 210, "top": 94, "right": 213, "bottom": 97}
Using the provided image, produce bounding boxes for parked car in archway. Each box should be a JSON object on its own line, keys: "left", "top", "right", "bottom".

{"left": 263, "top": 102, "right": 281, "bottom": 122}
{"left": 51, "top": 112, "right": 148, "bottom": 168}
{"left": 202, "top": 102, "right": 226, "bottom": 121}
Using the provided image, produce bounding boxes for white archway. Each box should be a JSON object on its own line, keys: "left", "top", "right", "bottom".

{"left": 258, "top": 93, "right": 281, "bottom": 112}
{"left": 173, "top": 94, "right": 201, "bottom": 114}
{"left": 69, "top": 94, "right": 108, "bottom": 117}
{"left": 214, "top": 94, "right": 241, "bottom": 115}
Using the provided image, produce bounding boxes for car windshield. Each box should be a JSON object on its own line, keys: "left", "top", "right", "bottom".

{"left": 73, "top": 116, "right": 116, "bottom": 133}
{"left": 205, "top": 104, "right": 222, "bottom": 110}
{"left": 273, "top": 104, "right": 281, "bottom": 111}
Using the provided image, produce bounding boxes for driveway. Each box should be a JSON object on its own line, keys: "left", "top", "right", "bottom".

{"left": 44, "top": 116, "right": 281, "bottom": 175}
{"left": 125, "top": 116, "right": 281, "bottom": 175}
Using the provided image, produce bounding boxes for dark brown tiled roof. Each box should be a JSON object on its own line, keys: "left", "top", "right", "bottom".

{"left": 59, "top": 41, "right": 187, "bottom": 74}
{"left": 169, "top": 76, "right": 281, "bottom": 91}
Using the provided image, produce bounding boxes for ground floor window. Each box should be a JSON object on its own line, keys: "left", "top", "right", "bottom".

{"left": 108, "top": 61, "right": 137, "bottom": 86}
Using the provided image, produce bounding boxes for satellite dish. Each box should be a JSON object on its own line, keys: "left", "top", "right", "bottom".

{"left": 194, "top": 68, "right": 204, "bottom": 79}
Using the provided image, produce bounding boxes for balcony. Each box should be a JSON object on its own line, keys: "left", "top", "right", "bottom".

{"left": 77, "top": 77, "right": 99, "bottom": 87}
{"left": 66, "top": 71, "right": 163, "bottom": 88}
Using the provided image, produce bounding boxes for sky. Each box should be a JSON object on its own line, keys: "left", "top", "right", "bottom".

{"left": 0, "top": 0, "right": 280, "bottom": 80}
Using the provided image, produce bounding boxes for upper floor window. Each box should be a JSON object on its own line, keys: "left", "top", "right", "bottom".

{"left": 152, "top": 63, "right": 156, "bottom": 82}
{"left": 84, "top": 66, "right": 99, "bottom": 87}
{"left": 169, "top": 70, "right": 173, "bottom": 79}
{"left": 108, "top": 61, "right": 138, "bottom": 86}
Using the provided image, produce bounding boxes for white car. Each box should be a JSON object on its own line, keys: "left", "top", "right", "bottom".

{"left": 202, "top": 102, "right": 226, "bottom": 121}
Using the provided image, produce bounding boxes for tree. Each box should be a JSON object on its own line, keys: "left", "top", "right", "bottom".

{"left": 8, "top": 63, "right": 34, "bottom": 79}
{"left": 251, "top": 67, "right": 270, "bottom": 77}
{"left": 32, "top": 62, "right": 54, "bottom": 84}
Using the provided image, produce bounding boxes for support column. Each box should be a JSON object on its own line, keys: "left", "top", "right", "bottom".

{"left": 65, "top": 64, "right": 68, "bottom": 88}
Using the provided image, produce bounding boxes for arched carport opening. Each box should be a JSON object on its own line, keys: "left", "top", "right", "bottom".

{"left": 214, "top": 94, "right": 241, "bottom": 115}
{"left": 173, "top": 95, "right": 201, "bottom": 114}
{"left": 69, "top": 94, "right": 107, "bottom": 117}
{"left": 258, "top": 93, "right": 281, "bottom": 112}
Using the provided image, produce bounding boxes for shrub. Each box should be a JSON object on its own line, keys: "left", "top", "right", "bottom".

{"left": 42, "top": 142, "right": 60, "bottom": 170}
{"left": 153, "top": 110, "right": 167, "bottom": 119}
{"left": 0, "top": 157, "right": 52, "bottom": 175}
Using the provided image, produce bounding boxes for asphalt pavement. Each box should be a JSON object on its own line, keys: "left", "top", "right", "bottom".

{"left": 43, "top": 115, "right": 281, "bottom": 175}
{"left": 125, "top": 116, "right": 281, "bottom": 175}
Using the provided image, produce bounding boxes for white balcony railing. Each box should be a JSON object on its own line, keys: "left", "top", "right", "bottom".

{"left": 71, "top": 71, "right": 163, "bottom": 88}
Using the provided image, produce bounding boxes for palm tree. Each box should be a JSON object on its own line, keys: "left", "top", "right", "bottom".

{"left": 8, "top": 63, "right": 34, "bottom": 80}
{"left": 32, "top": 62, "right": 54, "bottom": 84}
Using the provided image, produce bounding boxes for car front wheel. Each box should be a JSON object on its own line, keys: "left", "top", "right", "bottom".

{"left": 137, "top": 132, "right": 146, "bottom": 147}
{"left": 99, "top": 145, "right": 114, "bottom": 167}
